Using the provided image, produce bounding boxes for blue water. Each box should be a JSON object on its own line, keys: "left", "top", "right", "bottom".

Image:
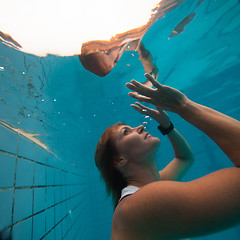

{"left": 0, "top": 0, "right": 240, "bottom": 239}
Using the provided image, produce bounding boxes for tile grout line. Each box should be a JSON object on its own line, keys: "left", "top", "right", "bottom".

{"left": 64, "top": 173, "right": 68, "bottom": 240}
{"left": 73, "top": 205, "right": 89, "bottom": 240}
{"left": 42, "top": 196, "right": 85, "bottom": 240}
{"left": 62, "top": 198, "right": 88, "bottom": 240}
{"left": 0, "top": 149, "right": 84, "bottom": 177}
{"left": 31, "top": 145, "right": 36, "bottom": 240}
{"left": 10, "top": 132, "right": 19, "bottom": 237}
{"left": 54, "top": 169, "right": 56, "bottom": 240}
{"left": 1, "top": 190, "right": 84, "bottom": 234}
{"left": 0, "top": 121, "right": 80, "bottom": 171}
{"left": 45, "top": 150, "right": 47, "bottom": 234}
{"left": 0, "top": 182, "right": 86, "bottom": 191}
{"left": 60, "top": 164, "right": 63, "bottom": 238}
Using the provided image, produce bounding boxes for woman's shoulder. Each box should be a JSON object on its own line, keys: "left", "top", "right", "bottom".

{"left": 112, "top": 181, "right": 187, "bottom": 239}
{"left": 113, "top": 168, "right": 240, "bottom": 239}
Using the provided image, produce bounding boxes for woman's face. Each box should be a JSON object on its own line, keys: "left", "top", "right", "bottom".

{"left": 112, "top": 125, "right": 160, "bottom": 161}
{"left": 98, "top": 46, "right": 124, "bottom": 72}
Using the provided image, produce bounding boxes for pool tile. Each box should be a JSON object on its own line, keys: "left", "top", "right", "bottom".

{"left": 55, "top": 186, "right": 63, "bottom": 204}
{"left": 0, "top": 153, "right": 16, "bottom": 188}
{"left": 15, "top": 158, "right": 34, "bottom": 187}
{"left": 44, "top": 229, "right": 55, "bottom": 240}
{"left": 33, "top": 211, "right": 45, "bottom": 240}
{"left": 46, "top": 167, "right": 55, "bottom": 186}
{"left": 45, "top": 207, "right": 55, "bottom": 234}
{"left": 46, "top": 187, "right": 55, "bottom": 208}
{"left": 0, "top": 191, "right": 13, "bottom": 230}
{"left": 12, "top": 217, "right": 32, "bottom": 240}
{"left": 13, "top": 189, "right": 33, "bottom": 223}
{"left": 54, "top": 204, "right": 62, "bottom": 225}
{"left": 35, "top": 145, "right": 47, "bottom": 165}
{"left": 61, "top": 217, "right": 68, "bottom": 238}
{"left": 17, "top": 135, "right": 35, "bottom": 160}
{"left": 33, "top": 188, "right": 46, "bottom": 214}
{"left": 34, "top": 163, "right": 46, "bottom": 186}
{"left": 55, "top": 219, "right": 63, "bottom": 240}
{"left": 0, "top": 124, "right": 18, "bottom": 154}
{"left": 0, "top": 228, "right": 11, "bottom": 240}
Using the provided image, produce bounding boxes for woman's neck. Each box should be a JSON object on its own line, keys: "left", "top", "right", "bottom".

{"left": 126, "top": 160, "right": 161, "bottom": 188}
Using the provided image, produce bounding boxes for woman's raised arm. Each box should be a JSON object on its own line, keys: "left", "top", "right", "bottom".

{"left": 126, "top": 73, "right": 240, "bottom": 167}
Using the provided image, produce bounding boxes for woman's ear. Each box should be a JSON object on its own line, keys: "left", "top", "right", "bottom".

{"left": 113, "top": 156, "right": 128, "bottom": 169}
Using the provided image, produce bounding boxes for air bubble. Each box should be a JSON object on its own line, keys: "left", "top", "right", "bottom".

{"left": 53, "top": 99, "right": 56, "bottom": 102}
{"left": 145, "top": 116, "right": 149, "bottom": 118}
{"left": 131, "top": 53, "right": 134, "bottom": 57}
{"left": 0, "top": 67, "right": 4, "bottom": 71}
{"left": 23, "top": 72, "right": 25, "bottom": 75}
{"left": 143, "top": 122, "right": 148, "bottom": 125}
{"left": 142, "top": 109, "right": 147, "bottom": 112}
{"left": 42, "top": 99, "right": 45, "bottom": 102}
{"left": 27, "top": 114, "right": 31, "bottom": 117}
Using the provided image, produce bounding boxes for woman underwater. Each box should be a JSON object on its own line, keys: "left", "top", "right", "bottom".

{"left": 95, "top": 73, "right": 240, "bottom": 240}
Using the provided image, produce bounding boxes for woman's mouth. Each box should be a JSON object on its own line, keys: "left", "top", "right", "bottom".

{"left": 145, "top": 133, "right": 150, "bottom": 139}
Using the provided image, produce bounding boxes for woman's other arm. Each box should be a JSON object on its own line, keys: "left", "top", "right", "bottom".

{"left": 159, "top": 128, "right": 194, "bottom": 181}
{"left": 131, "top": 102, "right": 194, "bottom": 181}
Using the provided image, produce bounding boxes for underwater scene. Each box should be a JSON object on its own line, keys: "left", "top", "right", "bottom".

{"left": 0, "top": 0, "right": 240, "bottom": 239}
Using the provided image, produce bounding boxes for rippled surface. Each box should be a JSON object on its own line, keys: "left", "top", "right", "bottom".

{"left": 0, "top": 0, "right": 240, "bottom": 239}
{"left": 0, "top": 0, "right": 184, "bottom": 56}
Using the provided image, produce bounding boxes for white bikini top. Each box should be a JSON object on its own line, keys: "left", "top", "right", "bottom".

{"left": 118, "top": 185, "right": 140, "bottom": 202}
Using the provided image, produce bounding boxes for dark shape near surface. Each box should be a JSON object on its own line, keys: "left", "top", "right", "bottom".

{"left": 169, "top": 12, "right": 197, "bottom": 38}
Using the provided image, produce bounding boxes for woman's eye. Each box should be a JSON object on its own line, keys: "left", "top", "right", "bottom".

{"left": 124, "top": 129, "right": 130, "bottom": 135}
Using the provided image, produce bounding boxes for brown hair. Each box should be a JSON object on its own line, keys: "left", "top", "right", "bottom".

{"left": 78, "top": 52, "right": 112, "bottom": 77}
{"left": 95, "top": 122, "right": 127, "bottom": 207}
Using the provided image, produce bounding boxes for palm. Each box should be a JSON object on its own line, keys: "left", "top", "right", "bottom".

{"left": 126, "top": 73, "right": 188, "bottom": 113}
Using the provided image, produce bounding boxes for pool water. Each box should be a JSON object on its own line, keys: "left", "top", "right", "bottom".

{"left": 0, "top": 0, "right": 240, "bottom": 239}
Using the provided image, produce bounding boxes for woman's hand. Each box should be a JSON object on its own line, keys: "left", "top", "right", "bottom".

{"left": 126, "top": 73, "right": 189, "bottom": 114}
{"left": 130, "top": 102, "right": 170, "bottom": 128}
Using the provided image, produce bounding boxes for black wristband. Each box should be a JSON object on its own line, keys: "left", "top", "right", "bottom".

{"left": 158, "top": 121, "right": 174, "bottom": 135}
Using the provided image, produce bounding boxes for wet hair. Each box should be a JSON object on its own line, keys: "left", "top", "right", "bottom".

{"left": 95, "top": 122, "right": 127, "bottom": 207}
{"left": 78, "top": 52, "right": 112, "bottom": 77}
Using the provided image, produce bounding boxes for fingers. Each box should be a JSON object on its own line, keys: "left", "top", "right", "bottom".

{"left": 130, "top": 104, "right": 146, "bottom": 115}
{"left": 130, "top": 102, "right": 157, "bottom": 117}
{"left": 126, "top": 80, "right": 153, "bottom": 97}
{"left": 144, "top": 73, "right": 163, "bottom": 89}
{"left": 128, "top": 92, "right": 152, "bottom": 103}
{"left": 135, "top": 102, "right": 153, "bottom": 112}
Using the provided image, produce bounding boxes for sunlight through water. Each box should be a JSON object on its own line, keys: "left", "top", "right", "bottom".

{"left": 0, "top": 0, "right": 184, "bottom": 56}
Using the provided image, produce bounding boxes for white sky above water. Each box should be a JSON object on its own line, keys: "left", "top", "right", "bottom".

{"left": 1, "top": 0, "right": 161, "bottom": 56}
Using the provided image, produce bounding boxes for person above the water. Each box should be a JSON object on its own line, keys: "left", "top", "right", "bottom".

{"left": 79, "top": 41, "right": 159, "bottom": 78}
{"left": 95, "top": 73, "right": 240, "bottom": 240}
{"left": 78, "top": 0, "right": 185, "bottom": 77}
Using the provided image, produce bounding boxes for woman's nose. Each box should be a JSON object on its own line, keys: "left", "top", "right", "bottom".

{"left": 136, "top": 125, "right": 144, "bottom": 133}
